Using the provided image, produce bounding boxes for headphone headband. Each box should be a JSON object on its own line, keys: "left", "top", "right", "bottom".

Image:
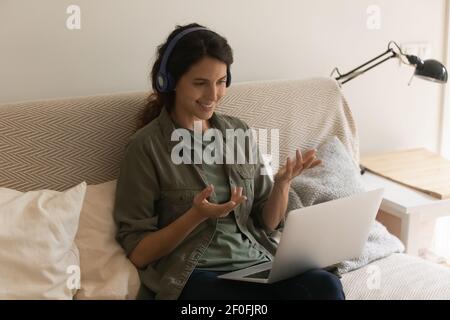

{"left": 156, "top": 26, "right": 231, "bottom": 92}
{"left": 158, "top": 27, "right": 207, "bottom": 76}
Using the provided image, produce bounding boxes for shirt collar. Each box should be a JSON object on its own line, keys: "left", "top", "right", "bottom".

{"left": 157, "top": 107, "right": 226, "bottom": 153}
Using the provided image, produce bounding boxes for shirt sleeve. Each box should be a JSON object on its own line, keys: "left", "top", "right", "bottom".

{"left": 113, "top": 136, "right": 160, "bottom": 256}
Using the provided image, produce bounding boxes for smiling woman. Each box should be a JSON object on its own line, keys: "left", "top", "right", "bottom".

{"left": 113, "top": 23, "right": 336, "bottom": 301}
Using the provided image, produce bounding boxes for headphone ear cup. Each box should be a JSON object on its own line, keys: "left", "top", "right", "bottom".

{"left": 156, "top": 72, "right": 168, "bottom": 92}
{"left": 226, "top": 68, "right": 232, "bottom": 87}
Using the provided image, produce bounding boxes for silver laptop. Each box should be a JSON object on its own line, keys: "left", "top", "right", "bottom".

{"left": 218, "top": 188, "right": 384, "bottom": 283}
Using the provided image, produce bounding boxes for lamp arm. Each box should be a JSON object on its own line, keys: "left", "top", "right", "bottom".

{"left": 334, "top": 48, "right": 397, "bottom": 84}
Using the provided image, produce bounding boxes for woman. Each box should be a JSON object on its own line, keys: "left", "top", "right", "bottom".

{"left": 113, "top": 23, "right": 345, "bottom": 300}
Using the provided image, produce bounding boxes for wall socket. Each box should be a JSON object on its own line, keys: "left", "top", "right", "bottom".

{"left": 400, "top": 42, "right": 432, "bottom": 59}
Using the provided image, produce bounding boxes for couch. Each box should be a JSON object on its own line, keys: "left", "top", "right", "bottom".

{"left": 1, "top": 77, "right": 450, "bottom": 299}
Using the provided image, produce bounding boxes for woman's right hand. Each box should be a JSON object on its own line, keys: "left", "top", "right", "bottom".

{"left": 192, "top": 185, "right": 247, "bottom": 219}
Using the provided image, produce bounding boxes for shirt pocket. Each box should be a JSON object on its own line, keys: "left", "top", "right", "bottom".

{"left": 157, "top": 189, "right": 200, "bottom": 228}
{"left": 235, "top": 164, "right": 256, "bottom": 210}
{"left": 235, "top": 164, "right": 255, "bottom": 179}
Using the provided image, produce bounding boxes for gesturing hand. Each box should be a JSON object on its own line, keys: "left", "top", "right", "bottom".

{"left": 192, "top": 185, "right": 247, "bottom": 219}
{"left": 274, "top": 149, "right": 322, "bottom": 185}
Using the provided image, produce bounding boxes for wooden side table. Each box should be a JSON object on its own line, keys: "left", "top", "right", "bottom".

{"left": 361, "top": 171, "right": 450, "bottom": 257}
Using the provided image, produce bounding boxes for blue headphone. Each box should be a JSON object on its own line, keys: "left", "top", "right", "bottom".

{"left": 156, "top": 27, "right": 232, "bottom": 93}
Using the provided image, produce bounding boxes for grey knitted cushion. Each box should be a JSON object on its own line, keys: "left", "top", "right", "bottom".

{"left": 288, "top": 136, "right": 364, "bottom": 210}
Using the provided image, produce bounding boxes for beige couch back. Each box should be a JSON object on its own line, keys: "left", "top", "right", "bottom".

{"left": 0, "top": 77, "right": 359, "bottom": 191}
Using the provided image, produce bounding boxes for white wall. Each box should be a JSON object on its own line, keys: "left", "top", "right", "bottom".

{"left": 0, "top": 0, "right": 447, "bottom": 155}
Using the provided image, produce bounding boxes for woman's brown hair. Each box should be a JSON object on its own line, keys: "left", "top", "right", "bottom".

{"left": 138, "top": 23, "right": 234, "bottom": 129}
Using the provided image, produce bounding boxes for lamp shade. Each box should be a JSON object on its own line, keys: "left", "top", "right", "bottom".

{"left": 406, "top": 55, "right": 448, "bottom": 83}
{"left": 414, "top": 59, "right": 448, "bottom": 83}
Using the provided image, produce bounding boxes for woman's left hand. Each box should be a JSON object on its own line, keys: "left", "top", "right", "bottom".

{"left": 274, "top": 149, "right": 322, "bottom": 185}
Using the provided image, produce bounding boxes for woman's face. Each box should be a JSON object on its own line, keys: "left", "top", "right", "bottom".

{"left": 172, "top": 56, "right": 228, "bottom": 130}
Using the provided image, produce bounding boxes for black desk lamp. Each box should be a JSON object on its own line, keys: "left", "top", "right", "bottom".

{"left": 331, "top": 41, "right": 448, "bottom": 85}
{"left": 331, "top": 41, "right": 448, "bottom": 175}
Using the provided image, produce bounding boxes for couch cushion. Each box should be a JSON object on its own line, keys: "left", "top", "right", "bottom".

{"left": 0, "top": 78, "right": 358, "bottom": 192}
{"left": 0, "top": 182, "right": 86, "bottom": 299}
{"left": 74, "top": 180, "right": 140, "bottom": 300}
{"left": 0, "top": 92, "right": 147, "bottom": 191}
{"left": 219, "top": 78, "right": 359, "bottom": 171}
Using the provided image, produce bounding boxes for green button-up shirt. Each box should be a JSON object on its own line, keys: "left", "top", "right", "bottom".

{"left": 113, "top": 107, "right": 280, "bottom": 300}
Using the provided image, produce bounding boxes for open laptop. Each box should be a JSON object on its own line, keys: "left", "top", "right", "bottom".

{"left": 218, "top": 188, "right": 384, "bottom": 283}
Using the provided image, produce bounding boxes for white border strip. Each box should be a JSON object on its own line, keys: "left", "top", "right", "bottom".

{"left": 439, "top": 0, "right": 450, "bottom": 159}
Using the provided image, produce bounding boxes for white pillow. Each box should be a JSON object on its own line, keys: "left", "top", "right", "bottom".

{"left": 0, "top": 182, "right": 86, "bottom": 299}
{"left": 74, "top": 180, "right": 140, "bottom": 300}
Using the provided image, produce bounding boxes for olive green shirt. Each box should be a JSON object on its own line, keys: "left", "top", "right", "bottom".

{"left": 113, "top": 107, "right": 281, "bottom": 300}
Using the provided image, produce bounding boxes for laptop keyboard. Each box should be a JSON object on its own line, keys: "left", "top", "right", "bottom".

{"left": 244, "top": 269, "right": 271, "bottom": 279}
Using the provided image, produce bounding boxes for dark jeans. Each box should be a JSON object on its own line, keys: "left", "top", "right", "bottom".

{"left": 178, "top": 268, "right": 345, "bottom": 300}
